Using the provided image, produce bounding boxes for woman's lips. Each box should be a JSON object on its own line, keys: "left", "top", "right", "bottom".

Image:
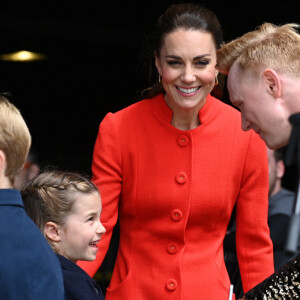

{"left": 176, "top": 86, "right": 201, "bottom": 96}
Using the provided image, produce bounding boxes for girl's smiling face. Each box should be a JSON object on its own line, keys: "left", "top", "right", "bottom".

{"left": 155, "top": 29, "right": 218, "bottom": 112}
{"left": 57, "top": 191, "right": 106, "bottom": 263}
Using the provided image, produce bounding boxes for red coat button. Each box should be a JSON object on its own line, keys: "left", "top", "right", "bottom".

{"left": 167, "top": 242, "right": 178, "bottom": 254}
{"left": 175, "top": 172, "right": 187, "bottom": 184}
{"left": 166, "top": 279, "right": 177, "bottom": 291}
{"left": 177, "top": 135, "right": 189, "bottom": 147}
{"left": 171, "top": 209, "right": 182, "bottom": 221}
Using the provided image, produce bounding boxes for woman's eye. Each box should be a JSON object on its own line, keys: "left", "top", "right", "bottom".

{"left": 167, "top": 60, "right": 181, "bottom": 66}
{"left": 195, "top": 60, "right": 209, "bottom": 67}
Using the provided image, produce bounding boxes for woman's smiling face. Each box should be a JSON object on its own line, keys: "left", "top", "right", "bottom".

{"left": 155, "top": 29, "right": 218, "bottom": 111}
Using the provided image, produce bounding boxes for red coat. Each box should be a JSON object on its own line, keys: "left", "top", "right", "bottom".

{"left": 78, "top": 94, "right": 274, "bottom": 299}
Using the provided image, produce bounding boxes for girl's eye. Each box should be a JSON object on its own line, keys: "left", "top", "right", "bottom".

{"left": 88, "top": 216, "right": 94, "bottom": 222}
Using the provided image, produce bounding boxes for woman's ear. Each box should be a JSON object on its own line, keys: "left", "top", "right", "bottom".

{"left": 155, "top": 54, "right": 162, "bottom": 76}
{"left": 44, "top": 222, "right": 61, "bottom": 242}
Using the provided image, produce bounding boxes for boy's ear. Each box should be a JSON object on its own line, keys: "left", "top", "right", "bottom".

{"left": 0, "top": 150, "right": 10, "bottom": 187}
{"left": 0, "top": 150, "right": 6, "bottom": 173}
{"left": 44, "top": 222, "right": 61, "bottom": 242}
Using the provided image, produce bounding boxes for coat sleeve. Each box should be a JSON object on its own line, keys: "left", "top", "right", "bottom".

{"left": 235, "top": 131, "right": 274, "bottom": 293}
{"left": 78, "top": 113, "right": 122, "bottom": 277}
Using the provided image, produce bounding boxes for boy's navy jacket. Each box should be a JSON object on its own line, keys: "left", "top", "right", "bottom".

{"left": 57, "top": 254, "right": 105, "bottom": 300}
{"left": 0, "top": 189, "right": 64, "bottom": 299}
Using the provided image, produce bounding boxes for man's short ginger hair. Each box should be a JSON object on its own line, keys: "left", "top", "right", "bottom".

{"left": 0, "top": 95, "right": 31, "bottom": 184}
{"left": 217, "top": 22, "right": 300, "bottom": 76}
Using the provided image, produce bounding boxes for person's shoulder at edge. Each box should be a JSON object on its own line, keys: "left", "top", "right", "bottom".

{"left": 0, "top": 198, "right": 64, "bottom": 299}
{"left": 269, "top": 188, "right": 295, "bottom": 217}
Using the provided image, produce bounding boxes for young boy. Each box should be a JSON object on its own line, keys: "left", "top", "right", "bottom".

{"left": 0, "top": 95, "right": 64, "bottom": 299}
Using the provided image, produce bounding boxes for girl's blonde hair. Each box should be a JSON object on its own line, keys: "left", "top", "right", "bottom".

{"left": 22, "top": 170, "right": 99, "bottom": 252}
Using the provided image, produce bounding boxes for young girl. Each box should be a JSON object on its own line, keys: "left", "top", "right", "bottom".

{"left": 21, "top": 170, "right": 106, "bottom": 300}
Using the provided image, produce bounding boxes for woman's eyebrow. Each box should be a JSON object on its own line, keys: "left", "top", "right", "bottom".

{"left": 193, "top": 54, "right": 211, "bottom": 60}
{"left": 165, "top": 54, "right": 211, "bottom": 60}
{"left": 166, "top": 55, "right": 181, "bottom": 59}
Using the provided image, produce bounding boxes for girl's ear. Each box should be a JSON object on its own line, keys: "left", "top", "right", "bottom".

{"left": 44, "top": 221, "right": 61, "bottom": 242}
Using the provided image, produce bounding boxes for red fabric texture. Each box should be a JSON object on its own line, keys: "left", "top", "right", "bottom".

{"left": 78, "top": 94, "right": 274, "bottom": 299}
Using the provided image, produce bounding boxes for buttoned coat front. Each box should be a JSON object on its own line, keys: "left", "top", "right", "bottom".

{"left": 79, "top": 94, "right": 274, "bottom": 299}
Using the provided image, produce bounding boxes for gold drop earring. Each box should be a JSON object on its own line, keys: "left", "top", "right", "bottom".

{"left": 214, "top": 76, "right": 219, "bottom": 86}
{"left": 158, "top": 74, "right": 162, "bottom": 83}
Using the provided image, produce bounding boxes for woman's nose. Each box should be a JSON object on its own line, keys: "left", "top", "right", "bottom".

{"left": 181, "top": 66, "right": 196, "bottom": 83}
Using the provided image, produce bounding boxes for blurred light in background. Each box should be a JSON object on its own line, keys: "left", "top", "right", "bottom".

{"left": 0, "top": 50, "right": 47, "bottom": 62}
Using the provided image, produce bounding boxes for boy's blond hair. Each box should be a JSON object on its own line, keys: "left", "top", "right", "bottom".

{"left": 0, "top": 95, "right": 31, "bottom": 184}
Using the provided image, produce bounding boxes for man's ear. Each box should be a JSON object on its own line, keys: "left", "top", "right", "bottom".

{"left": 276, "top": 159, "right": 285, "bottom": 179}
{"left": 262, "top": 69, "right": 282, "bottom": 98}
{"left": 44, "top": 222, "right": 61, "bottom": 242}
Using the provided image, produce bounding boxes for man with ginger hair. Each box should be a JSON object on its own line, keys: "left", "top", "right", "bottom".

{"left": 0, "top": 95, "right": 64, "bottom": 299}
{"left": 217, "top": 23, "right": 300, "bottom": 299}
{"left": 217, "top": 22, "right": 300, "bottom": 150}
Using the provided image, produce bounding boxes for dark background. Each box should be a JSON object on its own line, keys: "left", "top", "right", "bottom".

{"left": 1, "top": 0, "right": 299, "bottom": 292}
{"left": 0, "top": 0, "right": 298, "bottom": 178}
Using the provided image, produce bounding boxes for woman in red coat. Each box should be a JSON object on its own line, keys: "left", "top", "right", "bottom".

{"left": 78, "top": 3, "right": 274, "bottom": 299}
